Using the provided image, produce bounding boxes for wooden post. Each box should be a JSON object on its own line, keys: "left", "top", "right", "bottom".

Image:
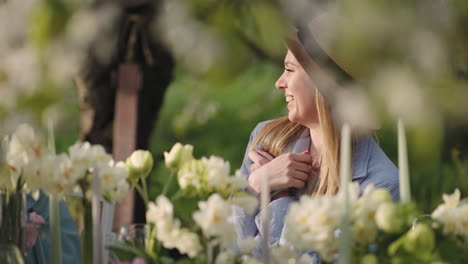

{"left": 112, "top": 64, "right": 142, "bottom": 231}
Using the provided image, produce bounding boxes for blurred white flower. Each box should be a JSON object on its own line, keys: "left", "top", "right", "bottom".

{"left": 68, "top": 141, "right": 112, "bottom": 172}
{"left": 283, "top": 195, "right": 341, "bottom": 262}
{"left": 230, "top": 195, "right": 258, "bottom": 215}
{"left": 125, "top": 150, "right": 154, "bottom": 184}
{"left": 164, "top": 143, "right": 194, "bottom": 170}
{"left": 98, "top": 164, "right": 129, "bottom": 202}
{"left": 193, "top": 193, "right": 236, "bottom": 247}
{"left": 215, "top": 249, "right": 235, "bottom": 264}
{"left": 271, "top": 245, "right": 313, "bottom": 264}
{"left": 229, "top": 170, "right": 249, "bottom": 191}
{"left": 240, "top": 255, "right": 262, "bottom": 264}
{"left": 5, "top": 124, "right": 46, "bottom": 186}
{"left": 372, "top": 67, "right": 434, "bottom": 125}
{"left": 335, "top": 85, "right": 379, "bottom": 132}
{"left": 442, "top": 188, "right": 460, "bottom": 207}
{"left": 155, "top": 0, "right": 221, "bottom": 74}
{"left": 432, "top": 189, "right": 468, "bottom": 238}
{"left": 205, "top": 156, "right": 231, "bottom": 190}
{"left": 238, "top": 237, "right": 257, "bottom": 255}
{"left": 177, "top": 159, "right": 205, "bottom": 190}
{"left": 147, "top": 195, "right": 201, "bottom": 257}
{"left": 375, "top": 203, "right": 404, "bottom": 233}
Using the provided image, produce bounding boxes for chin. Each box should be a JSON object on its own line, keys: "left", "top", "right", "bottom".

{"left": 288, "top": 112, "right": 299, "bottom": 123}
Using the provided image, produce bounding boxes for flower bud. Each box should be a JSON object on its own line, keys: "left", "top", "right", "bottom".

{"left": 164, "top": 143, "right": 194, "bottom": 170}
{"left": 375, "top": 203, "right": 404, "bottom": 233}
{"left": 370, "top": 188, "right": 393, "bottom": 204}
{"left": 403, "top": 223, "right": 435, "bottom": 256}
{"left": 126, "top": 150, "right": 154, "bottom": 183}
{"left": 361, "top": 254, "right": 378, "bottom": 264}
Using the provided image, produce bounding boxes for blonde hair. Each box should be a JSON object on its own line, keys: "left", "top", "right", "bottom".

{"left": 250, "top": 91, "right": 341, "bottom": 196}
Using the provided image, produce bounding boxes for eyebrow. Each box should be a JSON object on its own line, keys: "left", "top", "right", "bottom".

{"left": 284, "top": 61, "right": 298, "bottom": 67}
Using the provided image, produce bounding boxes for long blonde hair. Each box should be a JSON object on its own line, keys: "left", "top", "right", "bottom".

{"left": 250, "top": 91, "right": 341, "bottom": 196}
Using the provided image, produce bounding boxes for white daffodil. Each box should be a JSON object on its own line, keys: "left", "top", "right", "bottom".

{"left": 229, "top": 170, "right": 248, "bottom": 191}
{"left": 178, "top": 159, "right": 206, "bottom": 191}
{"left": 238, "top": 237, "right": 257, "bottom": 255}
{"left": 193, "top": 193, "right": 236, "bottom": 247}
{"left": 442, "top": 188, "right": 461, "bottom": 208}
{"left": 230, "top": 195, "right": 258, "bottom": 215}
{"left": 68, "top": 141, "right": 112, "bottom": 172}
{"left": 283, "top": 195, "right": 341, "bottom": 262}
{"left": 205, "top": 155, "right": 231, "bottom": 190}
{"left": 146, "top": 195, "right": 201, "bottom": 258}
{"left": 271, "top": 245, "right": 313, "bottom": 264}
{"left": 215, "top": 249, "right": 236, "bottom": 264}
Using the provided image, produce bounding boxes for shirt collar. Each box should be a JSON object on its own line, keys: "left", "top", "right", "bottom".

{"left": 290, "top": 130, "right": 370, "bottom": 180}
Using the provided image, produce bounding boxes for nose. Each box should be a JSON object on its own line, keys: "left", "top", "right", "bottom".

{"left": 275, "top": 73, "right": 286, "bottom": 90}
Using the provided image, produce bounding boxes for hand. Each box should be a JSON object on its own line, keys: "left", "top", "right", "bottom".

{"left": 248, "top": 149, "right": 274, "bottom": 173}
{"left": 248, "top": 152, "right": 318, "bottom": 195}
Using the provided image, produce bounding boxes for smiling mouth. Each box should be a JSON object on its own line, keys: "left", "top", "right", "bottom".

{"left": 286, "top": 95, "right": 294, "bottom": 102}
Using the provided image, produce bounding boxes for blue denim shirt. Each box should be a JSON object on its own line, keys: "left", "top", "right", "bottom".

{"left": 233, "top": 121, "right": 399, "bottom": 262}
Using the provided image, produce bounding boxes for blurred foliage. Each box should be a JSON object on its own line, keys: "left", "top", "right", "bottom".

{"left": 2, "top": 0, "right": 468, "bottom": 216}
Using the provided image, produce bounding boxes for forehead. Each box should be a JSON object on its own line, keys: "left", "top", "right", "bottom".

{"left": 285, "top": 50, "right": 298, "bottom": 63}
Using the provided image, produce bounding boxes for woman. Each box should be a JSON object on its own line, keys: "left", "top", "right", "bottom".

{"left": 233, "top": 13, "right": 399, "bottom": 260}
{"left": 26, "top": 192, "right": 82, "bottom": 264}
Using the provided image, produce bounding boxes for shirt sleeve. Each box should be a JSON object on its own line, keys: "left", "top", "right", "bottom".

{"left": 239, "top": 121, "right": 269, "bottom": 178}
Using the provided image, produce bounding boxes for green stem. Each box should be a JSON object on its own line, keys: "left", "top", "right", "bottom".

{"left": 142, "top": 178, "right": 149, "bottom": 206}
{"left": 81, "top": 199, "right": 93, "bottom": 264}
{"left": 134, "top": 185, "right": 149, "bottom": 209}
{"left": 50, "top": 194, "right": 62, "bottom": 264}
{"left": 0, "top": 192, "right": 26, "bottom": 260}
{"left": 162, "top": 171, "right": 176, "bottom": 196}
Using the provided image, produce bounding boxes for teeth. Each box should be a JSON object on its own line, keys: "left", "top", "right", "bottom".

{"left": 286, "top": 96, "right": 294, "bottom": 102}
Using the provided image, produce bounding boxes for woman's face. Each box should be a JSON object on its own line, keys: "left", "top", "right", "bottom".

{"left": 275, "top": 50, "right": 318, "bottom": 126}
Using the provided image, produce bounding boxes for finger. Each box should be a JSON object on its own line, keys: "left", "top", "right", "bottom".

{"left": 311, "top": 153, "right": 322, "bottom": 168}
{"left": 291, "top": 161, "right": 313, "bottom": 174}
{"left": 290, "top": 170, "right": 309, "bottom": 182}
{"left": 288, "top": 153, "right": 313, "bottom": 164}
{"left": 248, "top": 151, "right": 266, "bottom": 165}
{"left": 257, "top": 149, "right": 274, "bottom": 161}
{"left": 250, "top": 163, "right": 259, "bottom": 172}
{"left": 288, "top": 178, "right": 306, "bottom": 189}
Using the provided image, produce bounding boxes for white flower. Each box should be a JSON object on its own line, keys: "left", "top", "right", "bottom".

{"left": 215, "top": 249, "right": 235, "bottom": 264}
{"left": 455, "top": 204, "right": 468, "bottom": 238}
{"left": 442, "top": 188, "right": 460, "bottom": 208}
{"left": 230, "top": 195, "right": 258, "bottom": 215}
{"left": 271, "top": 245, "right": 313, "bottom": 264}
{"left": 177, "top": 159, "right": 206, "bottom": 190}
{"left": 146, "top": 195, "right": 174, "bottom": 228}
{"left": 432, "top": 189, "right": 468, "bottom": 238}
{"left": 193, "top": 193, "right": 236, "bottom": 247}
{"left": 375, "top": 203, "right": 403, "bottom": 233}
{"left": 229, "top": 170, "right": 248, "bottom": 191}
{"left": 238, "top": 237, "right": 257, "bottom": 255}
{"left": 3, "top": 124, "right": 50, "bottom": 192}
{"left": 283, "top": 194, "right": 342, "bottom": 262}
{"left": 164, "top": 143, "right": 194, "bottom": 169}
{"left": 125, "top": 150, "right": 154, "bottom": 183}
{"left": 169, "top": 228, "right": 202, "bottom": 258}
{"left": 146, "top": 195, "right": 201, "bottom": 257}
{"left": 205, "top": 155, "right": 231, "bottom": 190}
{"left": 69, "top": 141, "right": 112, "bottom": 170}
{"left": 98, "top": 164, "right": 130, "bottom": 202}
{"left": 241, "top": 255, "right": 262, "bottom": 264}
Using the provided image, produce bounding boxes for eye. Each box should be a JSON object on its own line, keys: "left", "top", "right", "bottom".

{"left": 285, "top": 68, "right": 294, "bottom": 72}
